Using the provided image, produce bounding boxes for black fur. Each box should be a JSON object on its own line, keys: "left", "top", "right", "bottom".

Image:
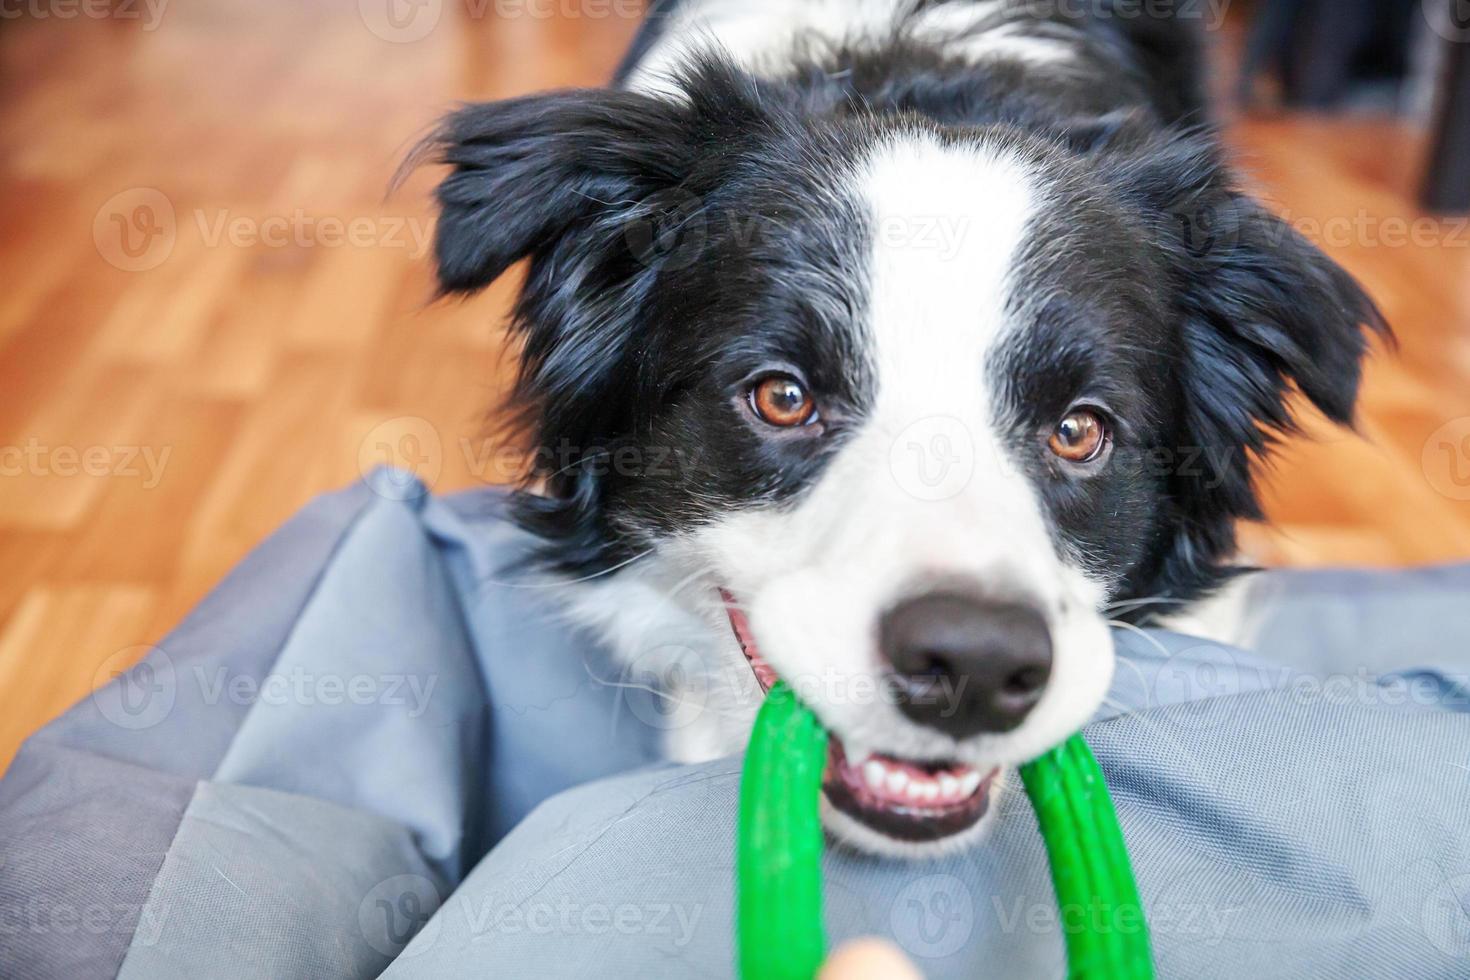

{"left": 990, "top": 118, "right": 1386, "bottom": 610}
{"left": 421, "top": 1, "right": 1385, "bottom": 613}
{"left": 429, "top": 63, "right": 877, "bottom": 572}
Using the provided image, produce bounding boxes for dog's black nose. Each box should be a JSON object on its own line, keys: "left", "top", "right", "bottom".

{"left": 879, "top": 593, "right": 1052, "bottom": 739}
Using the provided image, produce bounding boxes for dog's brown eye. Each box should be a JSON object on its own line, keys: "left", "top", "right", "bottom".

{"left": 1049, "top": 409, "right": 1107, "bottom": 463}
{"left": 749, "top": 375, "right": 816, "bottom": 427}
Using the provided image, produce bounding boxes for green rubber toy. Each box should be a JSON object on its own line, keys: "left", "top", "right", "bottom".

{"left": 737, "top": 681, "right": 1153, "bottom": 979}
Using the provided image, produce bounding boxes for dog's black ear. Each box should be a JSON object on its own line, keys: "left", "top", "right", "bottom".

{"left": 425, "top": 87, "right": 700, "bottom": 294}
{"left": 420, "top": 87, "right": 705, "bottom": 570}
{"left": 1112, "top": 133, "right": 1389, "bottom": 600}
{"left": 1179, "top": 192, "right": 1384, "bottom": 445}
{"left": 416, "top": 61, "right": 775, "bottom": 572}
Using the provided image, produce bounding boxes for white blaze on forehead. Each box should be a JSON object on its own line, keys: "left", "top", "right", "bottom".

{"left": 860, "top": 133, "right": 1035, "bottom": 436}
{"left": 703, "top": 133, "right": 1052, "bottom": 597}
{"left": 708, "top": 135, "right": 1056, "bottom": 605}
{"left": 779, "top": 131, "right": 1067, "bottom": 612}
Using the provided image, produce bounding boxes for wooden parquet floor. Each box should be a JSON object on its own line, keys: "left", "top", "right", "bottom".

{"left": 1, "top": 2, "right": 1468, "bottom": 773}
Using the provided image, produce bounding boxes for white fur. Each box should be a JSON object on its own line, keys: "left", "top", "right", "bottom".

{"left": 625, "top": 0, "right": 1074, "bottom": 97}
{"left": 561, "top": 565, "right": 765, "bottom": 761}
{"left": 910, "top": 6, "right": 1076, "bottom": 65}
{"left": 564, "top": 135, "right": 1116, "bottom": 855}
{"left": 1156, "top": 572, "right": 1263, "bottom": 647}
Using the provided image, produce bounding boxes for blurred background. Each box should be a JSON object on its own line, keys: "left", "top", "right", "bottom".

{"left": 0, "top": 0, "right": 1467, "bottom": 772}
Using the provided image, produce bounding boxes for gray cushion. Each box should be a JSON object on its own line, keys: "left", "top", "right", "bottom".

{"left": 3, "top": 469, "right": 1467, "bottom": 979}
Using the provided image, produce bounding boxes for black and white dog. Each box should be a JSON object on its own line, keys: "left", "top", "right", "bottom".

{"left": 423, "top": 0, "right": 1383, "bottom": 855}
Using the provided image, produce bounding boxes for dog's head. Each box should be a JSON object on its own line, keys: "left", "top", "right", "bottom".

{"left": 424, "top": 60, "right": 1383, "bottom": 853}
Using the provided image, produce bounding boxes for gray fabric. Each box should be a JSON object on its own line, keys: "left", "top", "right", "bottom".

{"left": 31, "top": 480, "right": 378, "bottom": 778}
{"left": 210, "top": 489, "right": 486, "bottom": 882}
{"left": 0, "top": 481, "right": 377, "bottom": 980}
{"left": 381, "top": 692, "right": 1470, "bottom": 979}
{"left": 1238, "top": 563, "right": 1470, "bottom": 681}
{"left": 0, "top": 746, "right": 194, "bottom": 980}
{"left": 115, "top": 781, "right": 441, "bottom": 980}
{"left": 423, "top": 498, "right": 662, "bottom": 845}
{"left": 2, "top": 468, "right": 1468, "bottom": 979}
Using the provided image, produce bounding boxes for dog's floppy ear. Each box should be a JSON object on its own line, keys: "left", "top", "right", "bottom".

{"left": 425, "top": 87, "right": 701, "bottom": 294}
{"left": 1111, "top": 132, "right": 1389, "bottom": 599}
{"left": 417, "top": 62, "right": 775, "bottom": 571}
{"left": 420, "top": 87, "right": 705, "bottom": 570}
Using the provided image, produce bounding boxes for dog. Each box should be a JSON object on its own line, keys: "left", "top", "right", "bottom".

{"left": 420, "top": 0, "right": 1384, "bottom": 856}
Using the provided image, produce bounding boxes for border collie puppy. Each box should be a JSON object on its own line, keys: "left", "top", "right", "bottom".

{"left": 423, "top": 0, "right": 1383, "bottom": 855}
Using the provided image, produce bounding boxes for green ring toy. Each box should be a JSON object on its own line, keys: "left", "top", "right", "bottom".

{"left": 737, "top": 681, "right": 1153, "bottom": 979}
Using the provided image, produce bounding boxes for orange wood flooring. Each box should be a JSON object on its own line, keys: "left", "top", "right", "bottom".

{"left": 1, "top": 2, "right": 1468, "bottom": 772}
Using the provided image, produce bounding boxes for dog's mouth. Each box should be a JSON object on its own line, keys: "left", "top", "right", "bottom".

{"left": 723, "top": 591, "right": 997, "bottom": 843}
{"left": 823, "top": 740, "right": 998, "bottom": 842}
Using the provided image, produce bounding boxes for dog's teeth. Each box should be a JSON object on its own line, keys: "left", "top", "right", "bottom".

{"left": 852, "top": 753, "right": 986, "bottom": 806}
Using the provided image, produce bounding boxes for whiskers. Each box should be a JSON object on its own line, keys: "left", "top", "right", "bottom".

{"left": 1105, "top": 617, "right": 1176, "bottom": 663}
{"left": 474, "top": 547, "right": 656, "bottom": 591}
{"left": 1102, "top": 594, "right": 1193, "bottom": 619}
{"left": 583, "top": 648, "right": 762, "bottom": 728}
